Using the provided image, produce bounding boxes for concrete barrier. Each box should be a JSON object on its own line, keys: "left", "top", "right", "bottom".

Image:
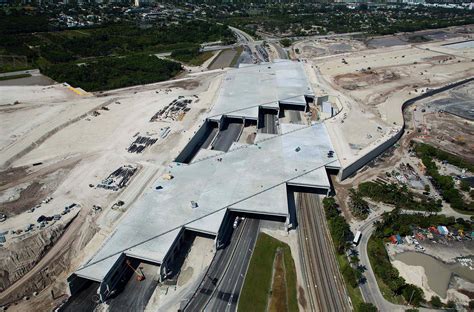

{"left": 338, "top": 77, "right": 474, "bottom": 180}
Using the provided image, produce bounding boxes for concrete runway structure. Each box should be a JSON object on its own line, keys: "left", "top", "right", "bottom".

{"left": 68, "top": 60, "right": 341, "bottom": 305}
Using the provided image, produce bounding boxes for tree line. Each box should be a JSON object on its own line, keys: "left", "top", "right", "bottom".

{"left": 41, "top": 55, "right": 181, "bottom": 92}
{"left": 357, "top": 181, "right": 441, "bottom": 213}
{"left": 414, "top": 142, "right": 474, "bottom": 213}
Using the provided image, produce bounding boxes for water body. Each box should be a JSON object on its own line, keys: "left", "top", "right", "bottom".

{"left": 394, "top": 252, "right": 474, "bottom": 298}
{"left": 444, "top": 40, "right": 474, "bottom": 49}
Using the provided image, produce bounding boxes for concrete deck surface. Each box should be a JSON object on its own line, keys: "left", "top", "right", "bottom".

{"left": 75, "top": 61, "right": 338, "bottom": 283}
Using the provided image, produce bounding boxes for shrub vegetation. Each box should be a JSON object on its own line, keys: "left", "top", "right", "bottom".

{"left": 41, "top": 55, "right": 181, "bottom": 91}
{"left": 414, "top": 142, "right": 474, "bottom": 213}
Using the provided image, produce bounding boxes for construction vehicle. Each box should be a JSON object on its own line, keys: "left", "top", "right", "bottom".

{"left": 126, "top": 260, "right": 145, "bottom": 281}
{"left": 163, "top": 174, "right": 174, "bottom": 180}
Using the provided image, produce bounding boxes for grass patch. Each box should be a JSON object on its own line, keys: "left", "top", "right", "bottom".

{"left": 0, "top": 65, "right": 34, "bottom": 74}
{"left": 335, "top": 253, "right": 365, "bottom": 311}
{"left": 184, "top": 51, "right": 214, "bottom": 66}
{"left": 239, "top": 233, "right": 298, "bottom": 312}
{"left": 170, "top": 47, "right": 215, "bottom": 66}
{"left": 0, "top": 73, "right": 31, "bottom": 81}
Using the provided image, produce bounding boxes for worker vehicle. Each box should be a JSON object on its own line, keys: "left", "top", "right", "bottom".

{"left": 233, "top": 217, "right": 240, "bottom": 229}
{"left": 353, "top": 231, "right": 362, "bottom": 246}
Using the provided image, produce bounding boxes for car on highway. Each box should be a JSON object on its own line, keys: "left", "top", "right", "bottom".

{"left": 233, "top": 217, "right": 240, "bottom": 228}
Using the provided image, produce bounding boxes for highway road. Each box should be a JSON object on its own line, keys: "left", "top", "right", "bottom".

{"left": 260, "top": 112, "right": 278, "bottom": 134}
{"left": 184, "top": 218, "right": 259, "bottom": 312}
{"left": 230, "top": 26, "right": 255, "bottom": 44}
{"left": 271, "top": 42, "right": 288, "bottom": 59}
{"left": 205, "top": 218, "right": 260, "bottom": 311}
{"left": 297, "top": 193, "right": 351, "bottom": 312}
{"left": 356, "top": 217, "right": 406, "bottom": 312}
{"left": 212, "top": 122, "right": 243, "bottom": 152}
{"left": 262, "top": 31, "right": 365, "bottom": 43}
{"left": 229, "top": 27, "right": 269, "bottom": 64}
{"left": 287, "top": 110, "right": 303, "bottom": 124}
{"left": 202, "top": 126, "right": 218, "bottom": 149}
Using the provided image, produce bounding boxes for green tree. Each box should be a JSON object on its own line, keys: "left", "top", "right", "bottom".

{"left": 402, "top": 284, "right": 425, "bottom": 306}
{"left": 341, "top": 262, "right": 358, "bottom": 288}
{"left": 446, "top": 300, "right": 456, "bottom": 310}
{"left": 358, "top": 302, "right": 378, "bottom": 312}
{"left": 349, "top": 188, "right": 370, "bottom": 219}
{"left": 430, "top": 295, "right": 442, "bottom": 308}
{"left": 279, "top": 38, "right": 292, "bottom": 47}
{"left": 460, "top": 180, "right": 470, "bottom": 192}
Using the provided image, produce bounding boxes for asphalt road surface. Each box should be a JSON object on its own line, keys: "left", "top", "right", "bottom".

{"left": 212, "top": 122, "right": 243, "bottom": 152}
{"left": 108, "top": 262, "right": 160, "bottom": 311}
{"left": 202, "top": 126, "right": 218, "bottom": 149}
{"left": 260, "top": 112, "right": 278, "bottom": 134}
{"left": 357, "top": 217, "right": 405, "bottom": 312}
{"left": 205, "top": 218, "right": 260, "bottom": 312}
{"left": 271, "top": 43, "right": 288, "bottom": 59}
{"left": 297, "top": 193, "right": 350, "bottom": 312}
{"left": 287, "top": 110, "right": 303, "bottom": 124}
{"left": 61, "top": 282, "right": 99, "bottom": 312}
{"left": 184, "top": 218, "right": 260, "bottom": 312}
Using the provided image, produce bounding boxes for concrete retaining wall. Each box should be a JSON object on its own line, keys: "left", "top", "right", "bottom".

{"left": 338, "top": 77, "right": 474, "bottom": 180}
{"left": 175, "top": 120, "right": 218, "bottom": 164}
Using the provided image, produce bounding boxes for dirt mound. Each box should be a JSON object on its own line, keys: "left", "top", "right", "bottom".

{"left": 0, "top": 212, "right": 98, "bottom": 307}
{"left": 335, "top": 69, "right": 400, "bottom": 90}
{"left": 0, "top": 168, "right": 71, "bottom": 217}
{"left": 0, "top": 223, "right": 66, "bottom": 292}
{"left": 0, "top": 166, "right": 28, "bottom": 188}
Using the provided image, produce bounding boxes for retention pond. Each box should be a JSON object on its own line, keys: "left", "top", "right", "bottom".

{"left": 394, "top": 252, "right": 474, "bottom": 298}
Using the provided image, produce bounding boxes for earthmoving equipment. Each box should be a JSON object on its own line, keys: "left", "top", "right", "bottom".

{"left": 163, "top": 174, "right": 174, "bottom": 180}
{"left": 126, "top": 260, "right": 145, "bottom": 281}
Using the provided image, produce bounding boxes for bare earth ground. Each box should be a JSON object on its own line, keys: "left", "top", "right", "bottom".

{"left": 294, "top": 38, "right": 367, "bottom": 59}
{"left": 300, "top": 29, "right": 474, "bottom": 171}
{"left": 409, "top": 82, "right": 474, "bottom": 163}
{"left": 0, "top": 70, "right": 226, "bottom": 309}
{"left": 268, "top": 248, "right": 288, "bottom": 312}
{"left": 298, "top": 28, "right": 474, "bottom": 220}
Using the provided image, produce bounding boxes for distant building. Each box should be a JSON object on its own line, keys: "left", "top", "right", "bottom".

{"left": 403, "top": 0, "right": 426, "bottom": 4}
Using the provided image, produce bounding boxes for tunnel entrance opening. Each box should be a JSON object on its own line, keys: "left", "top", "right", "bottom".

{"left": 175, "top": 120, "right": 219, "bottom": 164}
{"left": 105, "top": 257, "right": 160, "bottom": 311}
{"left": 237, "top": 119, "right": 258, "bottom": 145}
{"left": 258, "top": 108, "right": 279, "bottom": 134}
{"left": 279, "top": 103, "right": 307, "bottom": 125}
{"left": 212, "top": 118, "right": 244, "bottom": 152}
{"left": 162, "top": 230, "right": 216, "bottom": 282}
{"left": 61, "top": 277, "right": 100, "bottom": 312}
